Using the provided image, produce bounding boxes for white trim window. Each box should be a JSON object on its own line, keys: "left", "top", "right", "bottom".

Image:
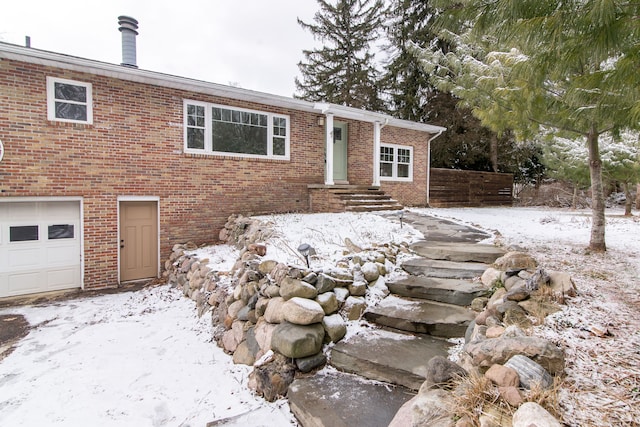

{"left": 46, "top": 77, "right": 93, "bottom": 124}
{"left": 380, "top": 144, "right": 413, "bottom": 181}
{"left": 184, "top": 100, "right": 290, "bottom": 159}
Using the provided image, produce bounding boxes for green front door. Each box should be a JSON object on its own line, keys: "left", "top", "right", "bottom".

{"left": 333, "top": 122, "right": 348, "bottom": 182}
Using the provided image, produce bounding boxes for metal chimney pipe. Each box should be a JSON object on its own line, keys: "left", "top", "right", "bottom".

{"left": 118, "top": 15, "right": 138, "bottom": 68}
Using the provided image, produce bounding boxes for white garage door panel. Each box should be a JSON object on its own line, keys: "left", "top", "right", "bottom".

{"left": 47, "top": 267, "right": 80, "bottom": 289}
{"left": 6, "top": 271, "right": 43, "bottom": 295}
{"left": 0, "top": 201, "right": 82, "bottom": 298}
{"left": 47, "top": 242, "right": 79, "bottom": 265}
{"left": 8, "top": 247, "right": 43, "bottom": 267}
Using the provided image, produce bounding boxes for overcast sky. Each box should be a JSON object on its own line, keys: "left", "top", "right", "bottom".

{"left": 0, "top": 0, "right": 324, "bottom": 97}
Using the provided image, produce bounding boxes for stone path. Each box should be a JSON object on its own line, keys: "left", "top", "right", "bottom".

{"left": 287, "top": 212, "right": 505, "bottom": 426}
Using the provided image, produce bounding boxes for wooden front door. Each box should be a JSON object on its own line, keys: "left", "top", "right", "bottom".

{"left": 119, "top": 201, "right": 158, "bottom": 282}
{"left": 333, "top": 121, "right": 348, "bottom": 182}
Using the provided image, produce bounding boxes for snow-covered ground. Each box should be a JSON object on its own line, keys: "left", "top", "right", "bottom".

{"left": 1, "top": 207, "right": 638, "bottom": 426}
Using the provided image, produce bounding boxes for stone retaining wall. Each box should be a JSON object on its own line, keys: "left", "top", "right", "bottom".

{"left": 164, "top": 213, "right": 407, "bottom": 401}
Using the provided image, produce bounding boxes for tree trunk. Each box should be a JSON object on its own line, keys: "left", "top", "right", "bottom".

{"left": 623, "top": 182, "right": 632, "bottom": 216}
{"left": 490, "top": 134, "right": 499, "bottom": 173}
{"left": 587, "top": 128, "right": 606, "bottom": 252}
{"left": 572, "top": 186, "right": 578, "bottom": 210}
{"left": 636, "top": 183, "right": 640, "bottom": 210}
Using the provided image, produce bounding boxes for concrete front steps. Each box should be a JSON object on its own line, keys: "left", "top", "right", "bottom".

{"left": 329, "top": 186, "right": 404, "bottom": 212}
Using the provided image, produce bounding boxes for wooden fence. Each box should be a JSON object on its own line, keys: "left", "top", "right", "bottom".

{"left": 429, "top": 168, "right": 513, "bottom": 207}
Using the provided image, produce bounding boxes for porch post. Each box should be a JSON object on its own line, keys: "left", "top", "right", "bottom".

{"left": 325, "top": 113, "right": 335, "bottom": 185}
{"left": 372, "top": 121, "right": 381, "bottom": 187}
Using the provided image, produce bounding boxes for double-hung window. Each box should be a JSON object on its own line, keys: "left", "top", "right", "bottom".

{"left": 380, "top": 144, "right": 413, "bottom": 181}
{"left": 184, "top": 100, "right": 290, "bottom": 159}
{"left": 46, "top": 77, "right": 93, "bottom": 124}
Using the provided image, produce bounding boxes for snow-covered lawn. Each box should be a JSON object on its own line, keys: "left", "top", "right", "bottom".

{"left": 0, "top": 207, "right": 638, "bottom": 426}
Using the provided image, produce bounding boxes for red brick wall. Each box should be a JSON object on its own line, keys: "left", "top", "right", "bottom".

{"left": 0, "top": 57, "right": 432, "bottom": 289}
{"left": 379, "top": 125, "right": 430, "bottom": 207}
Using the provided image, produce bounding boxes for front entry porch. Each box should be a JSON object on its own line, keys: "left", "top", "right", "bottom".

{"left": 308, "top": 185, "right": 403, "bottom": 213}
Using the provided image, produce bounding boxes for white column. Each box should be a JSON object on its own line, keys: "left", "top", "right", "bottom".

{"left": 372, "top": 121, "right": 381, "bottom": 187}
{"left": 426, "top": 136, "right": 432, "bottom": 206}
{"left": 325, "top": 113, "right": 334, "bottom": 185}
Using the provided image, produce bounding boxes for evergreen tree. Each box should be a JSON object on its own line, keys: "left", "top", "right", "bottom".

{"left": 414, "top": 0, "right": 640, "bottom": 251}
{"left": 295, "top": 0, "right": 384, "bottom": 110}
{"left": 382, "top": 0, "right": 439, "bottom": 121}
{"left": 600, "top": 131, "right": 640, "bottom": 216}
{"left": 383, "top": 0, "right": 514, "bottom": 173}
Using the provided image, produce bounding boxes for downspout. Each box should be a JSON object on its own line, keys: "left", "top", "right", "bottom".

{"left": 372, "top": 118, "right": 389, "bottom": 187}
{"left": 426, "top": 129, "right": 444, "bottom": 206}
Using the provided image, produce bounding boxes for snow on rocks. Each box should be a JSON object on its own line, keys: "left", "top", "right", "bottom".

{"left": 426, "top": 250, "right": 576, "bottom": 426}
{"left": 165, "top": 213, "right": 407, "bottom": 402}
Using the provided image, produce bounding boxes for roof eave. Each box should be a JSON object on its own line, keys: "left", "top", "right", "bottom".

{"left": 1, "top": 42, "right": 447, "bottom": 134}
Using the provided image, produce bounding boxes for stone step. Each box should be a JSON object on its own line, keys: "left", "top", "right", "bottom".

{"left": 387, "top": 276, "right": 490, "bottom": 306}
{"left": 396, "top": 212, "right": 491, "bottom": 243}
{"left": 288, "top": 370, "right": 415, "bottom": 427}
{"left": 364, "top": 295, "right": 476, "bottom": 338}
{"left": 410, "top": 241, "right": 505, "bottom": 264}
{"left": 330, "top": 328, "right": 453, "bottom": 391}
{"left": 401, "top": 258, "right": 489, "bottom": 279}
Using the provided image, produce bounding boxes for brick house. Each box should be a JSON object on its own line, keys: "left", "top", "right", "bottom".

{"left": 0, "top": 21, "right": 445, "bottom": 298}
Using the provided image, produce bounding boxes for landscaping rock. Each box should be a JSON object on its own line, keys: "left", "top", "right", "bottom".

{"left": 503, "top": 306, "right": 534, "bottom": 329}
{"left": 347, "top": 279, "right": 368, "bottom": 296}
{"left": 253, "top": 319, "right": 276, "bottom": 355}
{"left": 361, "top": 261, "right": 380, "bottom": 282}
{"left": 524, "top": 268, "right": 551, "bottom": 291}
{"left": 424, "top": 355, "right": 467, "bottom": 389}
{"left": 316, "top": 292, "right": 339, "bottom": 315}
{"left": 333, "top": 287, "right": 349, "bottom": 304}
{"left": 493, "top": 251, "right": 537, "bottom": 270}
{"left": 548, "top": 270, "right": 578, "bottom": 298}
{"left": 486, "top": 326, "right": 505, "bottom": 338}
{"left": 505, "top": 284, "right": 530, "bottom": 302}
{"left": 315, "top": 273, "right": 336, "bottom": 294}
{"left": 487, "top": 288, "right": 507, "bottom": 311}
{"left": 232, "top": 340, "right": 256, "bottom": 366}
{"left": 342, "top": 296, "right": 366, "bottom": 320}
{"left": 389, "top": 388, "right": 456, "bottom": 427}
{"left": 296, "top": 353, "right": 327, "bottom": 373}
{"left": 258, "top": 259, "right": 278, "bottom": 275}
{"left": 471, "top": 296, "right": 489, "bottom": 312}
{"left": 322, "top": 314, "right": 347, "bottom": 343}
{"left": 512, "top": 402, "right": 562, "bottom": 427}
{"left": 283, "top": 297, "right": 325, "bottom": 326}
{"left": 498, "top": 386, "right": 523, "bottom": 407}
{"left": 505, "top": 354, "right": 554, "bottom": 390}
{"left": 270, "top": 322, "right": 325, "bottom": 359}
{"left": 250, "top": 353, "right": 296, "bottom": 402}
{"left": 503, "top": 275, "right": 524, "bottom": 291}
{"left": 481, "top": 267, "right": 502, "bottom": 288}
{"left": 485, "top": 364, "right": 519, "bottom": 387}
{"left": 464, "top": 336, "right": 564, "bottom": 374}
{"left": 263, "top": 297, "right": 286, "bottom": 324}
{"left": 279, "top": 277, "right": 318, "bottom": 300}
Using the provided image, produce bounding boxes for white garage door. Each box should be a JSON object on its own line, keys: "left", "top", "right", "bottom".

{"left": 0, "top": 200, "right": 82, "bottom": 298}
